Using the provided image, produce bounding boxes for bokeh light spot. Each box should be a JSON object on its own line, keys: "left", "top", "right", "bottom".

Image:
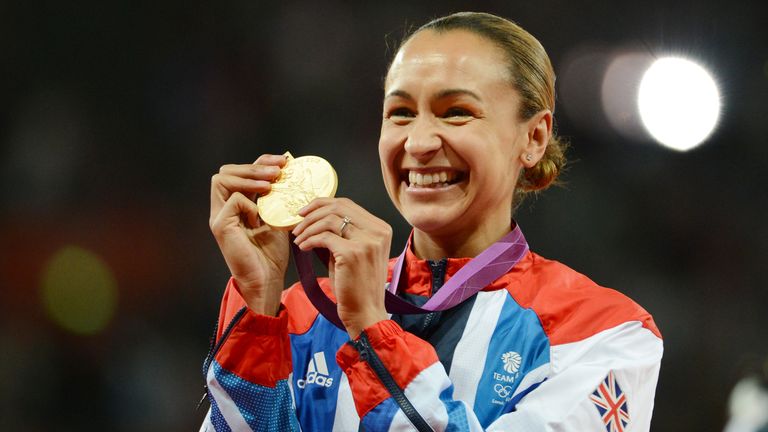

{"left": 40, "top": 245, "right": 118, "bottom": 335}
{"left": 601, "top": 51, "right": 655, "bottom": 142}
{"left": 638, "top": 57, "right": 721, "bottom": 151}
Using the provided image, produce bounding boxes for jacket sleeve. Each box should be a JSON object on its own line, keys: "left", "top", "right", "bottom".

{"left": 336, "top": 319, "right": 662, "bottom": 432}
{"left": 200, "top": 278, "right": 300, "bottom": 432}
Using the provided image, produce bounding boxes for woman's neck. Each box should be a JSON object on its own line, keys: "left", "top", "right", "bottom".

{"left": 412, "top": 221, "right": 514, "bottom": 260}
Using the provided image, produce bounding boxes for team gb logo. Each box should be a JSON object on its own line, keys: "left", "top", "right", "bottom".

{"left": 502, "top": 351, "right": 521, "bottom": 374}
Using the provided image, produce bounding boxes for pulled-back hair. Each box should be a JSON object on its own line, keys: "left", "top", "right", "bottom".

{"left": 393, "top": 12, "right": 567, "bottom": 200}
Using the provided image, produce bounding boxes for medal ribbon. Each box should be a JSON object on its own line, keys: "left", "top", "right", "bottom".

{"left": 291, "top": 224, "right": 529, "bottom": 329}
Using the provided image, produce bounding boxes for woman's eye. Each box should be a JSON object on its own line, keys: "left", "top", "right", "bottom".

{"left": 443, "top": 107, "right": 472, "bottom": 118}
{"left": 388, "top": 107, "right": 414, "bottom": 118}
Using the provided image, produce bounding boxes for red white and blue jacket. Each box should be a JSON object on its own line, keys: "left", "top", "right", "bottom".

{"left": 200, "top": 243, "right": 663, "bottom": 431}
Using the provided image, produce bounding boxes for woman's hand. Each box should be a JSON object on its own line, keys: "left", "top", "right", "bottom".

{"left": 291, "top": 198, "right": 392, "bottom": 338}
{"left": 209, "top": 154, "right": 290, "bottom": 316}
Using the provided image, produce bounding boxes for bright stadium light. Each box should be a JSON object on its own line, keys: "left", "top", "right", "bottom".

{"left": 638, "top": 57, "right": 721, "bottom": 151}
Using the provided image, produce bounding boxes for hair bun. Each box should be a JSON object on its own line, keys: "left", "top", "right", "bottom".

{"left": 520, "top": 135, "right": 567, "bottom": 192}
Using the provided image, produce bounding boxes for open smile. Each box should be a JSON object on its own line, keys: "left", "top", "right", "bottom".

{"left": 402, "top": 169, "right": 465, "bottom": 189}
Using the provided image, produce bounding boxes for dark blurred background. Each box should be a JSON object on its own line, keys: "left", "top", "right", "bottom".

{"left": 1, "top": 0, "right": 766, "bottom": 430}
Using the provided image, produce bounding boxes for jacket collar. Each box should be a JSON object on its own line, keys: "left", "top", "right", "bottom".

{"left": 386, "top": 229, "right": 533, "bottom": 298}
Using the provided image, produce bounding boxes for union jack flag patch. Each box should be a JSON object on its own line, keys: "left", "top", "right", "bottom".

{"left": 590, "top": 371, "right": 630, "bottom": 432}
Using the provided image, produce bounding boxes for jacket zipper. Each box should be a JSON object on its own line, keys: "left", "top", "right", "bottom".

{"left": 420, "top": 259, "right": 447, "bottom": 333}
{"left": 351, "top": 332, "right": 434, "bottom": 432}
{"left": 197, "top": 306, "right": 248, "bottom": 409}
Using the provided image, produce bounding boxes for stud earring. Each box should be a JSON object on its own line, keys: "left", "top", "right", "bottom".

{"left": 525, "top": 154, "right": 533, "bottom": 162}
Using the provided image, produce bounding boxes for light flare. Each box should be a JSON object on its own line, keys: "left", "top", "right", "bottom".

{"left": 638, "top": 57, "right": 721, "bottom": 151}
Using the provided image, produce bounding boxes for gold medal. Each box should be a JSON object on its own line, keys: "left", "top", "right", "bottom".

{"left": 257, "top": 152, "right": 338, "bottom": 230}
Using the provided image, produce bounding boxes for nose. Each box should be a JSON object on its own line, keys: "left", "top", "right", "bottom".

{"left": 404, "top": 116, "right": 442, "bottom": 162}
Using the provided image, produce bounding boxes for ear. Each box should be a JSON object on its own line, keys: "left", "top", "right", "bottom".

{"left": 519, "top": 109, "right": 552, "bottom": 168}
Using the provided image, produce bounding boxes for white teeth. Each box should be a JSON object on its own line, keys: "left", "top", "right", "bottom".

{"left": 407, "top": 170, "right": 457, "bottom": 187}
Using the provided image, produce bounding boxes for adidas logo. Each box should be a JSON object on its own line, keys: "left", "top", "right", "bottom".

{"left": 297, "top": 351, "right": 334, "bottom": 389}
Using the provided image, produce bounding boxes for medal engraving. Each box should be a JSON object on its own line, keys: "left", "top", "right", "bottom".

{"left": 257, "top": 152, "right": 338, "bottom": 229}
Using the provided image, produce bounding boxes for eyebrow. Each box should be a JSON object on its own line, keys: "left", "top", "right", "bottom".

{"left": 384, "top": 88, "right": 483, "bottom": 102}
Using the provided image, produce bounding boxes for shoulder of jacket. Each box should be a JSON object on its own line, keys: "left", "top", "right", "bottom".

{"left": 508, "top": 252, "right": 662, "bottom": 345}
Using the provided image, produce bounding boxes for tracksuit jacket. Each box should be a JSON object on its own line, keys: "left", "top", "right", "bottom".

{"left": 200, "top": 238, "right": 663, "bottom": 431}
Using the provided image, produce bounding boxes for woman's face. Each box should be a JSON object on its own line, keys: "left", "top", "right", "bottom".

{"left": 379, "top": 29, "right": 534, "bottom": 243}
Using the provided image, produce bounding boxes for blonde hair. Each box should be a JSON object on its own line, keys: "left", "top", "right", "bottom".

{"left": 396, "top": 12, "right": 567, "bottom": 200}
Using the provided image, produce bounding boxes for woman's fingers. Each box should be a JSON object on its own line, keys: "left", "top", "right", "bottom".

{"left": 210, "top": 158, "right": 284, "bottom": 225}
{"left": 293, "top": 197, "right": 361, "bottom": 235}
{"left": 218, "top": 163, "right": 282, "bottom": 180}
{"left": 213, "top": 174, "right": 273, "bottom": 198}
{"left": 296, "top": 196, "right": 356, "bottom": 218}
{"left": 210, "top": 191, "right": 262, "bottom": 236}
{"left": 254, "top": 153, "right": 287, "bottom": 166}
{"left": 293, "top": 230, "right": 348, "bottom": 253}
{"left": 210, "top": 174, "right": 269, "bottom": 225}
{"left": 292, "top": 214, "right": 357, "bottom": 249}
{"left": 292, "top": 197, "right": 389, "bottom": 254}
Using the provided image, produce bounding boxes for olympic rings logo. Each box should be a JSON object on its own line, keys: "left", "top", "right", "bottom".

{"left": 494, "top": 383, "right": 513, "bottom": 399}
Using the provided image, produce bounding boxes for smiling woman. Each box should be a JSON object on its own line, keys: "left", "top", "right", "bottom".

{"left": 380, "top": 26, "right": 560, "bottom": 259}
{"left": 202, "top": 11, "right": 662, "bottom": 432}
